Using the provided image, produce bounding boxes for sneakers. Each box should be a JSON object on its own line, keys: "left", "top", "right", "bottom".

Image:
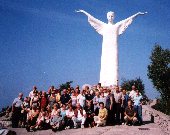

{"left": 74, "top": 126, "right": 77, "bottom": 129}
{"left": 81, "top": 124, "right": 84, "bottom": 128}
{"left": 65, "top": 126, "right": 70, "bottom": 129}
{"left": 122, "top": 122, "right": 125, "bottom": 125}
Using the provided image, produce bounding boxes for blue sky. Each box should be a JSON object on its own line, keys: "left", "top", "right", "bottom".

{"left": 0, "top": 0, "right": 169, "bottom": 111}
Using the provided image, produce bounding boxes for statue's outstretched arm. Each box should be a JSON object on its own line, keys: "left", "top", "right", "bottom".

{"left": 116, "top": 12, "right": 147, "bottom": 35}
{"left": 76, "top": 9, "right": 106, "bottom": 35}
{"left": 75, "top": 10, "right": 93, "bottom": 18}
{"left": 127, "top": 12, "right": 147, "bottom": 20}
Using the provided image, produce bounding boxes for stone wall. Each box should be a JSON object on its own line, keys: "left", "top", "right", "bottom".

{"left": 144, "top": 105, "right": 170, "bottom": 134}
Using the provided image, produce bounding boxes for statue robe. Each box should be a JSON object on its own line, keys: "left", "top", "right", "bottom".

{"left": 87, "top": 15, "right": 133, "bottom": 86}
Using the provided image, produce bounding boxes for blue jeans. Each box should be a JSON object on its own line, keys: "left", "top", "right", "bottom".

{"left": 134, "top": 105, "right": 143, "bottom": 123}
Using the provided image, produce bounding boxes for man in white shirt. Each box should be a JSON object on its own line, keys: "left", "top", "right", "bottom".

{"left": 129, "top": 85, "right": 136, "bottom": 100}
{"left": 77, "top": 90, "right": 86, "bottom": 108}
{"left": 72, "top": 103, "right": 86, "bottom": 128}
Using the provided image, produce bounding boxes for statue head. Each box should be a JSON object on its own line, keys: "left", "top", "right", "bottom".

{"left": 107, "top": 11, "right": 114, "bottom": 23}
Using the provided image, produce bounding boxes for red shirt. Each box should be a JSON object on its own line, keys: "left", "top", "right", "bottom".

{"left": 41, "top": 96, "right": 48, "bottom": 108}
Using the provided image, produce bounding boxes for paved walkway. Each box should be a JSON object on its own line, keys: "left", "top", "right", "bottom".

{"left": 7, "top": 105, "right": 167, "bottom": 135}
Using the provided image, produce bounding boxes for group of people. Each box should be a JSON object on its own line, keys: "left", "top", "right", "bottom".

{"left": 11, "top": 84, "right": 144, "bottom": 132}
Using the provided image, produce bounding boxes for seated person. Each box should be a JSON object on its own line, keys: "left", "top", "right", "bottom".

{"left": 65, "top": 104, "right": 74, "bottom": 129}
{"left": 26, "top": 105, "right": 39, "bottom": 132}
{"left": 60, "top": 104, "right": 66, "bottom": 117}
{"left": 124, "top": 100, "right": 137, "bottom": 125}
{"left": 51, "top": 109, "right": 65, "bottom": 131}
{"left": 34, "top": 111, "right": 46, "bottom": 130}
{"left": 45, "top": 105, "right": 51, "bottom": 125}
{"left": 94, "top": 102, "right": 107, "bottom": 127}
{"left": 51, "top": 103, "right": 58, "bottom": 120}
{"left": 72, "top": 103, "right": 86, "bottom": 128}
{"left": 85, "top": 102, "right": 95, "bottom": 128}
{"left": 60, "top": 104, "right": 67, "bottom": 127}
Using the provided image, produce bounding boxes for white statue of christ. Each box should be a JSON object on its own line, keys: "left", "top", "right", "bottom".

{"left": 76, "top": 10, "right": 147, "bottom": 86}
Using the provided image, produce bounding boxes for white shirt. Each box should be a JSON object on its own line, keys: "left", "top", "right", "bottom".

{"left": 66, "top": 110, "right": 74, "bottom": 117}
{"left": 29, "top": 91, "right": 34, "bottom": 99}
{"left": 77, "top": 110, "right": 86, "bottom": 118}
{"left": 129, "top": 90, "right": 137, "bottom": 99}
{"left": 104, "top": 93, "right": 108, "bottom": 97}
{"left": 77, "top": 94, "right": 86, "bottom": 107}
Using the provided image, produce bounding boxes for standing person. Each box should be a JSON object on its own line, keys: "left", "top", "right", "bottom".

{"left": 99, "top": 87, "right": 103, "bottom": 93}
{"left": 129, "top": 85, "right": 136, "bottom": 101}
{"left": 49, "top": 91, "right": 56, "bottom": 109}
{"left": 38, "top": 91, "right": 42, "bottom": 107}
{"left": 21, "top": 97, "right": 30, "bottom": 127}
{"left": 77, "top": 90, "right": 86, "bottom": 108}
{"left": 30, "top": 90, "right": 39, "bottom": 108}
{"left": 114, "top": 87, "right": 124, "bottom": 124}
{"left": 103, "top": 87, "right": 108, "bottom": 97}
{"left": 71, "top": 91, "right": 77, "bottom": 110}
{"left": 99, "top": 92, "right": 106, "bottom": 107}
{"left": 124, "top": 100, "right": 137, "bottom": 126}
{"left": 85, "top": 90, "right": 94, "bottom": 109}
{"left": 60, "top": 89, "right": 71, "bottom": 106}
{"left": 121, "top": 89, "right": 130, "bottom": 124}
{"left": 75, "top": 88, "right": 80, "bottom": 96}
{"left": 12, "top": 93, "right": 24, "bottom": 128}
{"left": 67, "top": 88, "right": 72, "bottom": 96}
{"left": 133, "top": 89, "right": 144, "bottom": 125}
{"left": 105, "top": 89, "right": 114, "bottom": 125}
{"left": 50, "top": 86, "right": 54, "bottom": 93}
{"left": 47, "top": 89, "right": 51, "bottom": 98}
{"left": 40, "top": 91, "right": 48, "bottom": 109}
{"left": 93, "top": 91, "right": 100, "bottom": 116}
{"left": 97, "top": 83, "right": 101, "bottom": 90}
{"left": 29, "top": 86, "right": 37, "bottom": 101}
{"left": 56, "top": 89, "right": 61, "bottom": 107}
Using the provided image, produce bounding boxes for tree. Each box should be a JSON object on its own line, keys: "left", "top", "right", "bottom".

{"left": 59, "top": 81, "right": 73, "bottom": 91}
{"left": 121, "top": 77, "right": 146, "bottom": 98}
{"left": 147, "top": 44, "right": 170, "bottom": 115}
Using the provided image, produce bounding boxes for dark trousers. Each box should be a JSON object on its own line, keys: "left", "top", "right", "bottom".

{"left": 85, "top": 116, "right": 94, "bottom": 127}
{"left": 114, "top": 103, "right": 121, "bottom": 123}
{"left": 12, "top": 107, "right": 21, "bottom": 128}
{"left": 65, "top": 117, "right": 74, "bottom": 128}
{"left": 106, "top": 108, "right": 114, "bottom": 125}
{"left": 120, "top": 107, "right": 125, "bottom": 122}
